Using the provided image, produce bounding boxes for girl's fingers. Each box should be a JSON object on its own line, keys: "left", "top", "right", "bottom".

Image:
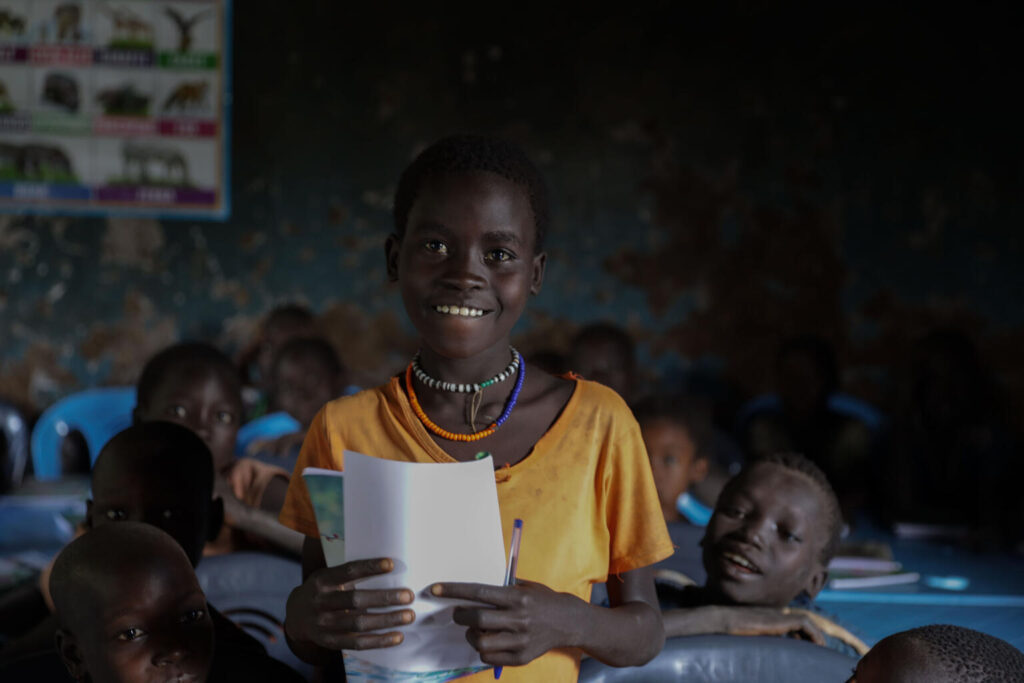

{"left": 452, "top": 605, "right": 519, "bottom": 631}
{"left": 431, "top": 582, "right": 522, "bottom": 607}
{"left": 316, "top": 587, "right": 414, "bottom": 611}
{"left": 464, "top": 628, "right": 529, "bottom": 653}
{"left": 317, "top": 557, "right": 396, "bottom": 587}
{"left": 317, "top": 607, "right": 415, "bottom": 632}
{"left": 319, "top": 630, "right": 406, "bottom": 651}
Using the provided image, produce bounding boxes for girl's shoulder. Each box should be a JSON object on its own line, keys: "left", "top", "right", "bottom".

{"left": 319, "top": 379, "right": 398, "bottom": 424}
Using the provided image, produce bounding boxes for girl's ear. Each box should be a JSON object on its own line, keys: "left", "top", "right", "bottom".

{"left": 384, "top": 234, "right": 401, "bottom": 282}
{"left": 530, "top": 251, "right": 546, "bottom": 295}
{"left": 55, "top": 628, "right": 86, "bottom": 681}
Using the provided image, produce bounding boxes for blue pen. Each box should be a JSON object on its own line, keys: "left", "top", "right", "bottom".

{"left": 495, "top": 519, "right": 524, "bottom": 680}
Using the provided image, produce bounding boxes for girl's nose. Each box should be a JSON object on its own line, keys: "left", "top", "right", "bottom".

{"left": 440, "top": 251, "right": 486, "bottom": 290}
{"left": 152, "top": 643, "right": 188, "bottom": 667}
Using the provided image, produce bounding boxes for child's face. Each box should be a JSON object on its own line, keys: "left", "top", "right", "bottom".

{"left": 89, "top": 463, "right": 212, "bottom": 567}
{"left": 139, "top": 365, "right": 241, "bottom": 472}
{"left": 273, "top": 354, "right": 337, "bottom": 428}
{"left": 702, "top": 463, "right": 828, "bottom": 606}
{"left": 68, "top": 560, "right": 214, "bottom": 683}
{"left": 570, "top": 339, "right": 632, "bottom": 399}
{"left": 641, "top": 418, "right": 708, "bottom": 520}
{"left": 387, "top": 171, "right": 545, "bottom": 361}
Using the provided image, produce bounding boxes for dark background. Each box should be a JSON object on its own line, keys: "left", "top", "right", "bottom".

{"left": 1, "top": 2, "right": 1021, "bottom": 430}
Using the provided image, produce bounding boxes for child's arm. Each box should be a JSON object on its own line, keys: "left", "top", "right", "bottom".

{"left": 662, "top": 605, "right": 825, "bottom": 645}
{"left": 433, "top": 564, "right": 664, "bottom": 668}
{"left": 216, "top": 476, "right": 304, "bottom": 556}
{"left": 284, "top": 536, "right": 416, "bottom": 665}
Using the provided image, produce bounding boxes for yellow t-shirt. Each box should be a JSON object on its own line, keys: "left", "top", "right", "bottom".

{"left": 280, "top": 376, "right": 672, "bottom": 682}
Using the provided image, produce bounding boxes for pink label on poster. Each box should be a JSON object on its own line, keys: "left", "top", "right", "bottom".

{"left": 93, "top": 116, "right": 157, "bottom": 137}
{"left": 157, "top": 119, "right": 217, "bottom": 137}
{"left": 30, "top": 45, "right": 94, "bottom": 66}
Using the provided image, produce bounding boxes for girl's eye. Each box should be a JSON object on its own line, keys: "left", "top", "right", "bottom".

{"left": 105, "top": 509, "right": 127, "bottom": 521}
{"left": 424, "top": 240, "right": 448, "bottom": 254}
{"left": 169, "top": 405, "right": 187, "bottom": 419}
{"left": 720, "top": 506, "right": 745, "bottom": 519}
{"left": 118, "top": 627, "right": 145, "bottom": 641}
{"left": 181, "top": 608, "right": 206, "bottom": 623}
{"left": 486, "top": 249, "right": 514, "bottom": 262}
{"left": 781, "top": 529, "right": 802, "bottom": 543}
{"left": 216, "top": 411, "right": 235, "bottom": 425}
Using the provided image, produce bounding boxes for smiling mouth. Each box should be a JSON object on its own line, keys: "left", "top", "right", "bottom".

{"left": 720, "top": 550, "right": 762, "bottom": 574}
{"left": 434, "top": 304, "right": 486, "bottom": 317}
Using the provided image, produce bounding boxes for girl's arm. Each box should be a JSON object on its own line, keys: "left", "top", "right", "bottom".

{"left": 433, "top": 564, "right": 664, "bottom": 668}
{"left": 284, "top": 535, "right": 416, "bottom": 665}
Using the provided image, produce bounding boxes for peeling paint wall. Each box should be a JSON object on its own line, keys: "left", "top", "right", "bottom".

{"left": 1, "top": 5, "right": 1021, "bottom": 426}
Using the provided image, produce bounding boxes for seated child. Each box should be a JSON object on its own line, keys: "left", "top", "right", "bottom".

{"left": 660, "top": 452, "right": 867, "bottom": 656}
{"left": 247, "top": 336, "right": 347, "bottom": 465}
{"left": 0, "top": 423, "right": 287, "bottom": 675}
{"left": 568, "top": 321, "right": 637, "bottom": 402}
{"left": 847, "top": 624, "right": 1024, "bottom": 682}
{"left": 49, "top": 522, "right": 305, "bottom": 683}
{"left": 237, "top": 304, "right": 318, "bottom": 418}
{"left": 633, "top": 394, "right": 715, "bottom": 584}
{"left": 134, "top": 341, "right": 302, "bottom": 555}
{"left": 50, "top": 522, "right": 215, "bottom": 683}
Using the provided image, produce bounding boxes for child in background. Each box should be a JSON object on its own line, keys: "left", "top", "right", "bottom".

{"left": 134, "top": 342, "right": 302, "bottom": 555}
{"left": 568, "top": 321, "right": 637, "bottom": 402}
{"left": 280, "top": 135, "right": 673, "bottom": 681}
{"left": 50, "top": 523, "right": 215, "bottom": 683}
{"left": 237, "top": 304, "right": 318, "bottom": 418}
{"left": 847, "top": 624, "right": 1024, "bottom": 682}
{"left": 0, "top": 423, "right": 296, "bottom": 678}
{"left": 246, "top": 337, "right": 347, "bottom": 466}
{"left": 661, "top": 453, "right": 866, "bottom": 656}
{"left": 633, "top": 394, "right": 714, "bottom": 584}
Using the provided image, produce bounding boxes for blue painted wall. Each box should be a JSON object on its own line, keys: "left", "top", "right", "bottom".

{"left": 2, "top": 4, "right": 1021, "bottom": 422}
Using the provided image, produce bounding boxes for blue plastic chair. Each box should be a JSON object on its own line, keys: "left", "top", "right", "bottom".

{"left": 30, "top": 387, "right": 137, "bottom": 480}
{"left": 735, "top": 392, "right": 884, "bottom": 435}
{"left": 196, "top": 551, "right": 313, "bottom": 680}
{"left": 235, "top": 412, "right": 302, "bottom": 457}
{"left": 1, "top": 400, "right": 29, "bottom": 492}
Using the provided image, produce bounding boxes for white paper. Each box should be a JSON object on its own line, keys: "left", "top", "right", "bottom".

{"left": 305, "top": 451, "right": 506, "bottom": 675}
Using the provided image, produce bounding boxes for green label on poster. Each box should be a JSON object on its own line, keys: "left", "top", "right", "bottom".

{"left": 159, "top": 52, "right": 219, "bottom": 69}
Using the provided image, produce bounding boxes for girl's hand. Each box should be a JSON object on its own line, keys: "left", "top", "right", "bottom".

{"left": 431, "top": 580, "right": 583, "bottom": 666}
{"left": 285, "top": 558, "right": 416, "bottom": 651}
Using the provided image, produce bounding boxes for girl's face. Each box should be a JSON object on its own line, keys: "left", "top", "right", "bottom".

{"left": 387, "top": 171, "right": 545, "bottom": 362}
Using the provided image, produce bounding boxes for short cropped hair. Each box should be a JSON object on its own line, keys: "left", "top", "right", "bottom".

{"left": 393, "top": 135, "right": 550, "bottom": 252}
{"left": 631, "top": 394, "right": 714, "bottom": 460}
{"left": 895, "top": 624, "right": 1024, "bottom": 682}
{"left": 570, "top": 322, "right": 636, "bottom": 369}
{"left": 137, "top": 342, "right": 240, "bottom": 408}
{"left": 50, "top": 523, "right": 192, "bottom": 632}
{"left": 742, "top": 452, "right": 843, "bottom": 564}
{"left": 94, "top": 422, "right": 214, "bottom": 500}
{"left": 272, "top": 337, "right": 344, "bottom": 379}
{"left": 264, "top": 304, "right": 315, "bottom": 334}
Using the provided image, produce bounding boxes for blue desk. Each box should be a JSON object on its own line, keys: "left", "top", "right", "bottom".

{"left": 818, "top": 533, "right": 1024, "bottom": 650}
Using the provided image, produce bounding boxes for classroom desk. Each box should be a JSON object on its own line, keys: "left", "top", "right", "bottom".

{"left": 817, "top": 531, "right": 1024, "bottom": 650}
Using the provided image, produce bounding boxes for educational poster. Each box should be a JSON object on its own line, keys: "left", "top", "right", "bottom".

{"left": 0, "top": 0, "right": 230, "bottom": 219}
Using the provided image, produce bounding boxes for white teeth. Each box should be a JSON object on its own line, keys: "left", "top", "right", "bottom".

{"left": 434, "top": 305, "right": 484, "bottom": 317}
{"left": 723, "top": 552, "right": 757, "bottom": 571}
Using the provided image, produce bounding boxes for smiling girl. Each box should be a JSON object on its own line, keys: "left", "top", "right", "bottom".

{"left": 279, "top": 135, "right": 673, "bottom": 681}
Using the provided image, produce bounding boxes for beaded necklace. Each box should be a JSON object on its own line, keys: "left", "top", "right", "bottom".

{"left": 405, "top": 356, "right": 525, "bottom": 442}
{"left": 412, "top": 348, "right": 520, "bottom": 393}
